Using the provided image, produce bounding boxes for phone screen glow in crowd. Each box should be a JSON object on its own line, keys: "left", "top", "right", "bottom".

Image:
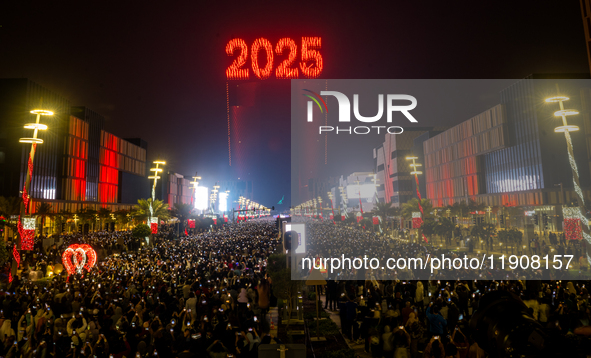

{"left": 226, "top": 37, "right": 323, "bottom": 80}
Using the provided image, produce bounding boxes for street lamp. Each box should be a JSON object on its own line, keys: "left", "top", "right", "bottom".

{"left": 147, "top": 160, "right": 165, "bottom": 242}
{"left": 189, "top": 173, "right": 202, "bottom": 208}
{"left": 148, "top": 160, "right": 166, "bottom": 208}
{"left": 545, "top": 95, "right": 591, "bottom": 264}
{"left": 406, "top": 156, "right": 426, "bottom": 243}
{"left": 73, "top": 214, "right": 79, "bottom": 233}
{"left": 18, "top": 108, "right": 53, "bottom": 251}
{"left": 328, "top": 191, "right": 335, "bottom": 221}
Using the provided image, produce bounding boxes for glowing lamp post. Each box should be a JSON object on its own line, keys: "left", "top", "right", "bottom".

{"left": 545, "top": 95, "right": 591, "bottom": 265}
{"left": 17, "top": 109, "right": 53, "bottom": 253}
{"left": 148, "top": 160, "right": 165, "bottom": 241}
{"left": 189, "top": 173, "right": 202, "bottom": 208}
{"left": 328, "top": 191, "right": 335, "bottom": 222}
{"left": 406, "top": 156, "right": 427, "bottom": 243}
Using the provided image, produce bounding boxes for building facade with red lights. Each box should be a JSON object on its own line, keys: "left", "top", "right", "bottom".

{"left": 422, "top": 76, "right": 591, "bottom": 210}
{"left": 0, "top": 79, "right": 149, "bottom": 221}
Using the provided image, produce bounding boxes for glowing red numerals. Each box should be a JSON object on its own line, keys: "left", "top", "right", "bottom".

{"left": 275, "top": 38, "right": 298, "bottom": 79}
{"left": 300, "top": 37, "right": 323, "bottom": 79}
{"left": 226, "top": 38, "right": 249, "bottom": 80}
{"left": 226, "top": 37, "right": 322, "bottom": 80}
{"left": 251, "top": 38, "right": 273, "bottom": 80}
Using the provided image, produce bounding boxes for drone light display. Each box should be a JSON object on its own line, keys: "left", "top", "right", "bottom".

{"left": 62, "top": 244, "right": 97, "bottom": 275}
{"left": 226, "top": 37, "right": 323, "bottom": 80}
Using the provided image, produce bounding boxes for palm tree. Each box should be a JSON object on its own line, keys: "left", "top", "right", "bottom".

{"left": 371, "top": 202, "right": 400, "bottom": 234}
{"left": 55, "top": 210, "right": 72, "bottom": 234}
{"left": 35, "top": 202, "right": 53, "bottom": 235}
{"left": 76, "top": 208, "right": 98, "bottom": 232}
{"left": 132, "top": 198, "right": 171, "bottom": 223}
{"left": 371, "top": 202, "right": 398, "bottom": 219}
{"left": 449, "top": 201, "right": 469, "bottom": 219}
{"left": 171, "top": 203, "right": 194, "bottom": 236}
{"left": 401, "top": 198, "right": 433, "bottom": 220}
{"left": 435, "top": 217, "right": 455, "bottom": 246}
{"left": 468, "top": 199, "right": 486, "bottom": 213}
{"left": 114, "top": 209, "right": 131, "bottom": 230}
{"left": 97, "top": 207, "right": 111, "bottom": 231}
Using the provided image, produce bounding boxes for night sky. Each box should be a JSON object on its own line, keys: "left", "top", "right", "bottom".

{"left": 0, "top": 0, "right": 588, "bottom": 208}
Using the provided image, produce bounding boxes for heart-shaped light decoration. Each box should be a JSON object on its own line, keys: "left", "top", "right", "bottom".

{"left": 62, "top": 244, "right": 97, "bottom": 276}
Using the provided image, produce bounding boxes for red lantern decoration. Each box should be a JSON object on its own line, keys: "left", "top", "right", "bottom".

{"left": 341, "top": 215, "right": 345, "bottom": 221}
{"left": 188, "top": 219, "right": 195, "bottom": 228}
{"left": 329, "top": 213, "right": 334, "bottom": 220}
{"left": 213, "top": 218, "right": 217, "bottom": 225}
{"left": 372, "top": 216, "right": 379, "bottom": 225}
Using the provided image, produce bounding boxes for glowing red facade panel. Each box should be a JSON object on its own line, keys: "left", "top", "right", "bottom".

{"left": 226, "top": 38, "right": 250, "bottom": 80}
{"left": 275, "top": 38, "right": 299, "bottom": 79}
{"left": 99, "top": 131, "right": 120, "bottom": 203}
{"left": 251, "top": 38, "right": 273, "bottom": 80}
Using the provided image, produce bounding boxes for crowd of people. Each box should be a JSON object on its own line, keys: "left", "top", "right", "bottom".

{"left": 303, "top": 221, "right": 591, "bottom": 357}
{"left": 301, "top": 221, "right": 590, "bottom": 281}
{"left": 2, "top": 217, "right": 591, "bottom": 358}
{"left": 1, "top": 221, "right": 282, "bottom": 358}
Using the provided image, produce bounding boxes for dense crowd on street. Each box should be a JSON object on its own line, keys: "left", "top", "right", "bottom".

{"left": 303, "top": 221, "right": 589, "bottom": 281}
{"left": 0, "top": 221, "right": 281, "bottom": 358}
{"left": 1, "top": 218, "right": 591, "bottom": 358}
{"left": 304, "top": 221, "right": 591, "bottom": 357}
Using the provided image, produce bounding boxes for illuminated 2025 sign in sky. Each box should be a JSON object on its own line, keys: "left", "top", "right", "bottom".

{"left": 226, "top": 37, "right": 323, "bottom": 80}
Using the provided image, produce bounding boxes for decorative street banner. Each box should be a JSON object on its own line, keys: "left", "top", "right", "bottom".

{"left": 188, "top": 219, "right": 195, "bottom": 228}
{"left": 150, "top": 217, "right": 158, "bottom": 234}
{"left": 19, "top": 216, "right": 36, "bottom": 250}
{"left": 564, "top": 218, "right": 583, "bottom": 241}
{"left": 372, "top": 216, "right": 379, "bottom": 225}
{"left": 412, "top": 212, "right": 423, "bottom": 229}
